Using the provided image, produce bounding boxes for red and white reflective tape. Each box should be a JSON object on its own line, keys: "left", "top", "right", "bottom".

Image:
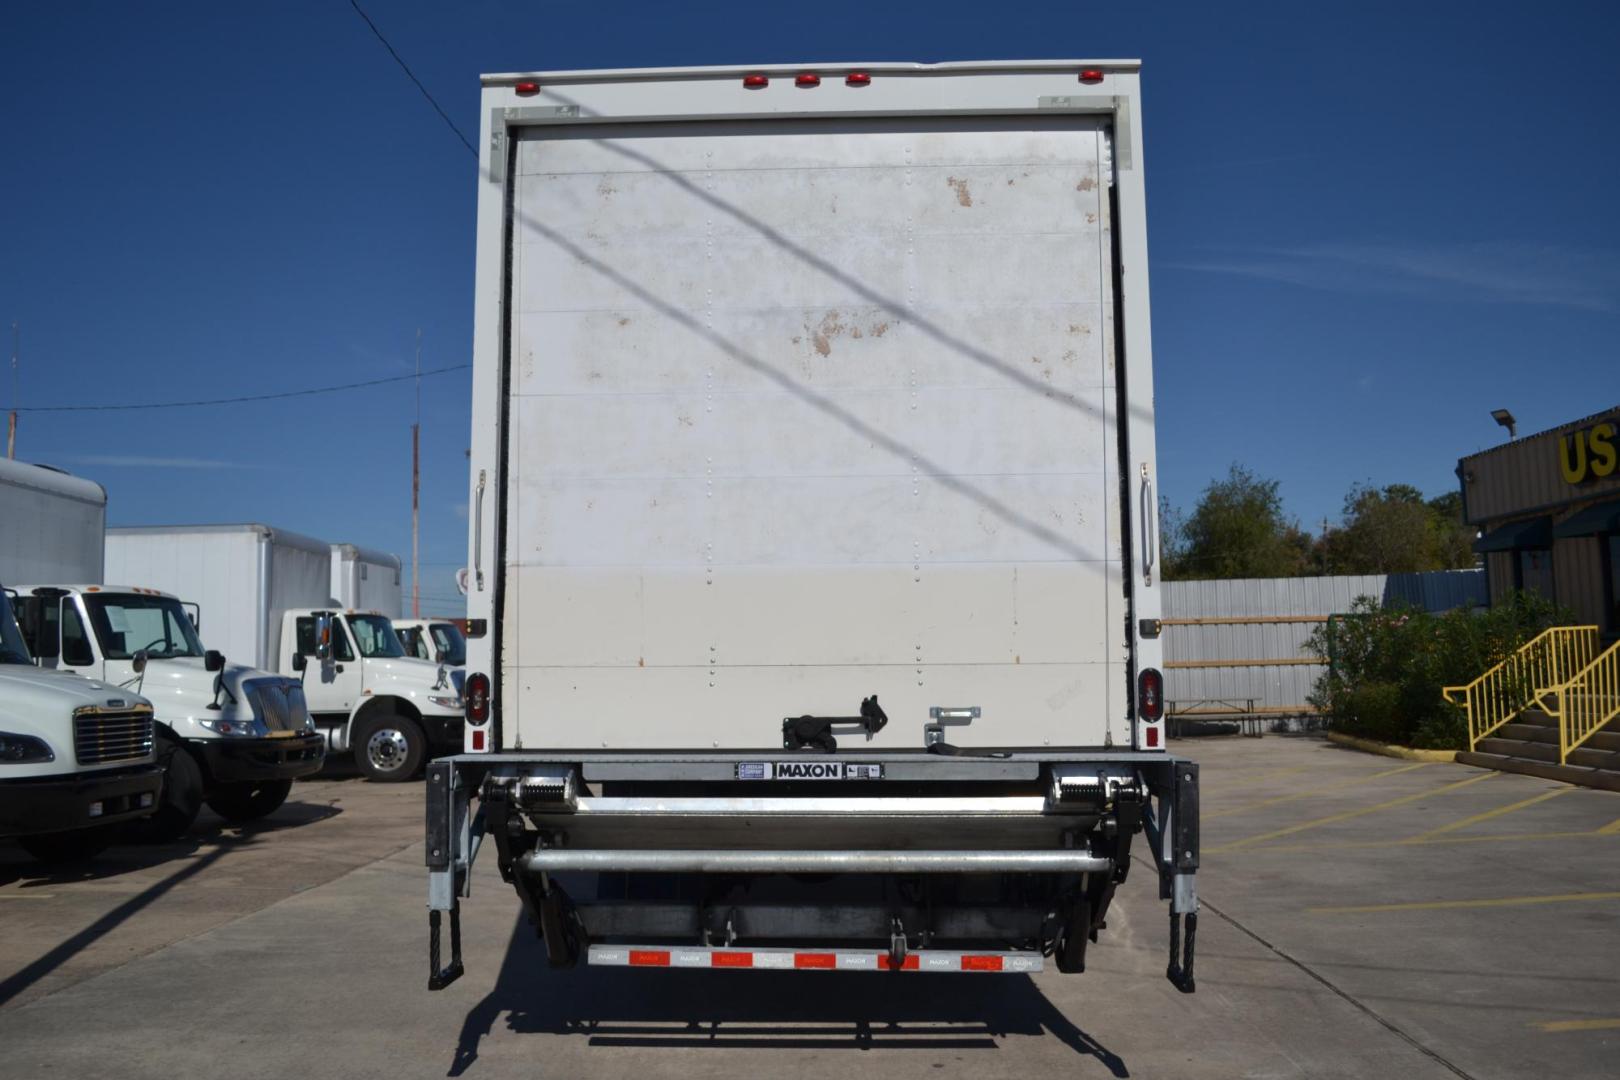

{"left": 588, "top": 945, "right": 1041, "bottom": 973}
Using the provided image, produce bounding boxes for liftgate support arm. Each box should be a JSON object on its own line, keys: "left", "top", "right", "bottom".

{"left": 1145, "top": 761, "right": 1199, "bottom": 993}
{"left": 426, "top": 760, "right": 465, "bottom": 990}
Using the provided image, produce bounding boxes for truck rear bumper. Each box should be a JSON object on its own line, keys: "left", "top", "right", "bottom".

{"left": 197, "top": 733, "right": 325, "bottom": 783}
{"left": 519, "top": 848, "right": 1112, "bottom": 874}
{"left": 0, "top": 765, "right": 163, "bottom": 837}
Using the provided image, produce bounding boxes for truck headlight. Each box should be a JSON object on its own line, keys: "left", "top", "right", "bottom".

{"left": 198, "top": 717, "right": 263, "bottom": 737}
{"left": 427, "top": 695, "right": 464, "bottom": 711}
{"left": 0, "top": 731, "right": 56, "bottom": 764}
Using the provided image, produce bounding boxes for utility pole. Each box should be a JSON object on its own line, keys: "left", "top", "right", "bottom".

{"left": 7, "top": 322, "right": 17, "bottom": 459}
{"left": 412, "top": 329, "right": 421, "bottom": 618}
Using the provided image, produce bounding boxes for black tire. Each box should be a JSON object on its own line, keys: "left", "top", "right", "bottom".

{"left": 17, "top": 824, "right": 120, "bottom": 863}
{"left": 353, "top": 713, "right": 426, "bottom": 782}
{"left": 126, "top": 734, "right": 204, "bottom": 842}
{"left": 205, "top": 779, "right": 293, "bottom": 822}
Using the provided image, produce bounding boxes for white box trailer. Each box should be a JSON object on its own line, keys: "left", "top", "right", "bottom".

{"left": 0, "top": 458, "right": 105, "bottom": 584}
{"left": 106, "top": 524, "right": 331, "bottom": 671}
{"left": 429, "top": 60, "right": 1198, "bottom": 993}
{"left": 330, "top": 543, "right": 403, "bottom": 617}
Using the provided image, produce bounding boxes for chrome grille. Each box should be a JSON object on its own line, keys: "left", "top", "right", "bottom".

{"left": 73, "top": 709, "right": 155, "bottom": 766}
{"left": 244, "top": 679, "right": 310, "bottom": 732}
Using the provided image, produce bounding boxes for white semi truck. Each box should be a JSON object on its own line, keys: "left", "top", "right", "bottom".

{"left": 427, "top": 60, "right": 1198, "bottom": 992}
{"left": 1, "top": 459, "right": 161, "bottom": 861}
{"left": 106, "top": 525, "right": 463, "bottom": 781}
{"left": 395, "top": 619, "right": 467, "bottom": 667}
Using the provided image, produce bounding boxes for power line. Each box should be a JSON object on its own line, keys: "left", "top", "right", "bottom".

{"left": 345, "top": 0, "right": 477, "bottom": 159}
{"left": 17, "top": 363, "right": 469, "bottom": 413}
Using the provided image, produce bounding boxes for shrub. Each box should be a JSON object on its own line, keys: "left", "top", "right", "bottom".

{"left": 1305, "top": 591, "right": 1567, "bottom": 749}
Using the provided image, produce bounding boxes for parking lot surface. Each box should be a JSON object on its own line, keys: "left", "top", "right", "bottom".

{"left": 3, "top": 739, "right": 1618, "bottom": 1079}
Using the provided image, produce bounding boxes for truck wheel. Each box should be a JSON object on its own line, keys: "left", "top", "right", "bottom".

{"left": 17, "top": 824, "right": 120, "bottom": 863}
{"left": 205, "top": 779, "right": 293, "bottom": 822}
{"left": 354, "top": 714, "right": 426, "bottom": 782}
{"left": 127, "top": 734, "right": 204, "bottom": 842}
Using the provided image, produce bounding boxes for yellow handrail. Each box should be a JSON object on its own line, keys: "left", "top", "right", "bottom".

{"left": 1441, "top": 626, "right": 1600, "bottom": 750}
{"left": 1537, "top": 641, "right": 1620, "bottom": 763}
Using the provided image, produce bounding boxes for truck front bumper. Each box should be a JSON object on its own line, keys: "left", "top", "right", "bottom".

{"left": 419, "top": 714, "right": 464, "bottom": 749}
{"left": 0, "top": 765, "right": 163, "bottom": 837}
{"left": 197, "top": 732, "right": 325, "bottom": 783}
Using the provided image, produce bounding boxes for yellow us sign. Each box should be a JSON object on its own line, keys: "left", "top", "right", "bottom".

{"left": 1559, "top": 416, "right": 1618, "bottom": 485}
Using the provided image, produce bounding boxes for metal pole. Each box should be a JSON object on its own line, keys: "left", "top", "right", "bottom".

{"left": 7, "top": 322, "right": 17, "bottom": 459}
{"left": 412, "top": 329, "right": 421, "bottom": 618}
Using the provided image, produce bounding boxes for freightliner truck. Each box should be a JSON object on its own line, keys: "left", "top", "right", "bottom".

{"left": 427, "top": 59, "right": 1199, "bottom": 991}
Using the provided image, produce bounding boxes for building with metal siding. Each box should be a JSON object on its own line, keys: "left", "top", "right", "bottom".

{"left": 1458, "top": 406, "right": 1620, "bottom": 634}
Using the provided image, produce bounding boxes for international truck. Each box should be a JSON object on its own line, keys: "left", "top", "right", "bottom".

{"left": 106, "top": 525, "right": 463, "bottom": 781}
{"left": 395, "top": 618, "right": 467, "bottom": 667}
{"left": 1, "top": 459, "right": 161, "bottom": 861}
{"left": 426, "top": 60, "right": 1199, "bottom": 992}
{"left": 15, "top": 584, "right": 324, "bottom": 839}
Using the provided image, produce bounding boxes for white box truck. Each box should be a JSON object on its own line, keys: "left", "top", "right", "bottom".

{"left": 427, "top": 60, "right": 1198, "bottom": 992}
{"left": 1, "top": 459, "right": 161, "bottom": 861}
{"left": 107, "top": 525, "right": 464, "bottom": 781}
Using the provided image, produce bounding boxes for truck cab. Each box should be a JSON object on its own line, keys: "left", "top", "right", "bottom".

{"left": 279, "top": 609, "right": 464, "bottom": 781}
{"left": 393, "top": 619, "right": 467, "bottom": 667}
{"left": 16, "top": 585, "right": 324, "bottom": 840}
{"left": 0, "top": 585, "right": 162, "bottom": 861}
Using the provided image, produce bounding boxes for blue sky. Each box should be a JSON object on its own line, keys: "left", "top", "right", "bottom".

{"left": 4, "top": 0, "right": 1617, "bottom": 608}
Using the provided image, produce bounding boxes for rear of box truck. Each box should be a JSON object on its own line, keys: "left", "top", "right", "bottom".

{"left": 430, "top": 61, "right": 1198, "bottom": 993}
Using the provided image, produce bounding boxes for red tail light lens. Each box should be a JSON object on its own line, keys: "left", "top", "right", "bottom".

{"left": 795, "top": 73, "right": 820, "bottom": 88}
{"left": 845, "top": 72, "right": 871, "bottom": 87}
{"left": 742, "top": 74, "right": 768, "bottom": 89}
{"left": 1138, "top": 668, "right": 1164, "bottom": 722}
{"left": 466, "top": 672, "right": 491, "bottom": 726}
{"left": 515, "top": 81, "right": 540, "bottom": 95}
{"left": 1079, "top": 69, "right": 1104, "bottom": 84}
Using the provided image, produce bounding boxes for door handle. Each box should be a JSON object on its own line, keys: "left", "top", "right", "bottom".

{"left": 335, "top": 664, "right": 345, "bottom": 674}
{"left": 474, "top": 469, "right": 487, "bottom": 592}
{"left": 1140, "top": 464, "right": 1156, "bottom": 586}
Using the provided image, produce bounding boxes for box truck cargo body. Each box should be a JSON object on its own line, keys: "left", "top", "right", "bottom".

{"left": 107, "top": 524, "right": 329, "bottom": 672}
{"left": 428, "top": 61, "right": 1198, "bottom": 992}
{"left": 0, "top": 458, "right": 105, "bottom": 585}
{"left": 330, "top": 543, "right": 403, "bottom": 617}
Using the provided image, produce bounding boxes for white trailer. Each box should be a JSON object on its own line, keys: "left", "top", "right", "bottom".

{"left": 107, "top": 524, "right": 330, "bottom": 671}
{"left": 0, "top": 458, "right": 105, "bottom": 584}
{"left": 429, "top": 61, "right": 1198, "bottom": 992}
{"left": 330, "top": 543, "right": 403, "bottom": 617}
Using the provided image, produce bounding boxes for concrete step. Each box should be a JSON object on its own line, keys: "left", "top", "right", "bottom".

{"left": 1476, "top": 737, "right": 1559, "bottom": 763}
{"left": 1455, "top": 751, "right": 1620, "bottom": 793}
{"left": 1498, "top": 726, "right": 1620, "bottom": 754}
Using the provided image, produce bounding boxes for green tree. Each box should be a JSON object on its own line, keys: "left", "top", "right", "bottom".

{"left": 1165, "top": 464, "right": 1313, "bottom": 580}
{"left": 1326, "top": 483, "right": 1477, "bottom": 574}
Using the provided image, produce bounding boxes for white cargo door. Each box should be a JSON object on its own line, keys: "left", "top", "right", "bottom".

{"left": 504, "top": 117, "right": 1122, "bottom": 749}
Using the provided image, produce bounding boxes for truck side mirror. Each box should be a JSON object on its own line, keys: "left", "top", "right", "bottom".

{"left": 131, "top": 649, "right": 149, "bottom": 675}
{"left": 291, "top": 652, "right": 307, "bottom": 673}
{"left": 205, "top": 650, "right": 225, "bottom": 672}
{"left": 315, "top": 613, "right": 333, "bottom": 662}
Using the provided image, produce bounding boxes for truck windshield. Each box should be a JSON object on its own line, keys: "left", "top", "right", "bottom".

{"left": 84, "top": 594, "right": 206, "bottom": 660}
{"left": 429, "top": 623, "right": 466, "bottom": 667}
{"left": 347, "top": 614, "right": 405, "bottom": 658}
{"left": 0, "top": 591, "right": 32, "bottom": 665}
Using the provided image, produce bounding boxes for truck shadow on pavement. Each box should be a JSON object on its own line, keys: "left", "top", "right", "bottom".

{"left": 449, "top": 917, "right": 1129, "bottom": 1077}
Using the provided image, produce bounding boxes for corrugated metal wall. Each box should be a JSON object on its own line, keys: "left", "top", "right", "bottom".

{"left": 1162, "top": 570, "right": 1487, "bottom": 715}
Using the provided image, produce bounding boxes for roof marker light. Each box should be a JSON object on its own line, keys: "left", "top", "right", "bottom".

{"left": 795, "top": 73, "right": 820, "bottom": 88}
{"left": 1079, "top": 69, "right": 1104, "bottom": 84}
{"left": 515, "top": 81, "right": 540, "bottom": 95}
{"left": 845, "top": 72, "right": 871, "bottom": 87}
{"left": 743, "top": 74, "right": 768, "bottom": 89}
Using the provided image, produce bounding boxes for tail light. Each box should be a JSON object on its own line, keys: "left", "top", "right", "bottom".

{"left": 466, "top": 672, "right": 491, "bottom": 726}
{"left": 1138, "top": 668, "right": 1164, "bottom": 722}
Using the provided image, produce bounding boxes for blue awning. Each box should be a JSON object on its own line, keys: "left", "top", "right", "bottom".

{"left": 1473, "top": 517, "right": 1552, "bottom": 553}
{"left": 1553, "top": 498, "right": 1620, "bottom": 539}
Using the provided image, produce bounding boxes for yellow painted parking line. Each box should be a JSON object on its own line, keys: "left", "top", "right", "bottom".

{"left": 1410, "top": 787, "right": 1571, "bottom": 839}
{"left": 1310, "top": 891, "right": 1620, "bottom": 915}
{"left": 1210, "top": 771, "right": 1496, "bottom": 853}
{"left": 1206, "top": 762, "right": 1432, "bottom": 821}
{"left": 1236, "top": 828, "right": 1616, "bottom": 856}
{"left": 1535, "top": 1018, "right": 1620, "bottom": 1033}
{"left": 1598, "top": 816, "right": 1620, "bottom": 835}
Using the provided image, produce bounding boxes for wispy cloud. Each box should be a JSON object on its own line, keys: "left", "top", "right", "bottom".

{"left": 1163, "top": 242, "right": 1620, "bottom": 312}
{"left": 65, "top": 454, "right": 258, "bottom": 470}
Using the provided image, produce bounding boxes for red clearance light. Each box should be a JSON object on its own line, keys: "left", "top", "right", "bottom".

{"left": 515, "top": 81, "right": 540, "bottom": 95}
{"left": 845, "top": 72, "right": 871, "bottom": 87}
{"left": 795, "top": 73, "right": 820, "bottom": 88}
{"left": 1079, "top": 69, "right": 1104, "bottom": 84}
{"left": 466, "top": 672, "right": 491, "bottom": 726}
{"left": 1139, "top": 667, "right": 1164, "bottom": 723}
{"left": 742, "top": 74, "right": 768, "bottom": 89}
